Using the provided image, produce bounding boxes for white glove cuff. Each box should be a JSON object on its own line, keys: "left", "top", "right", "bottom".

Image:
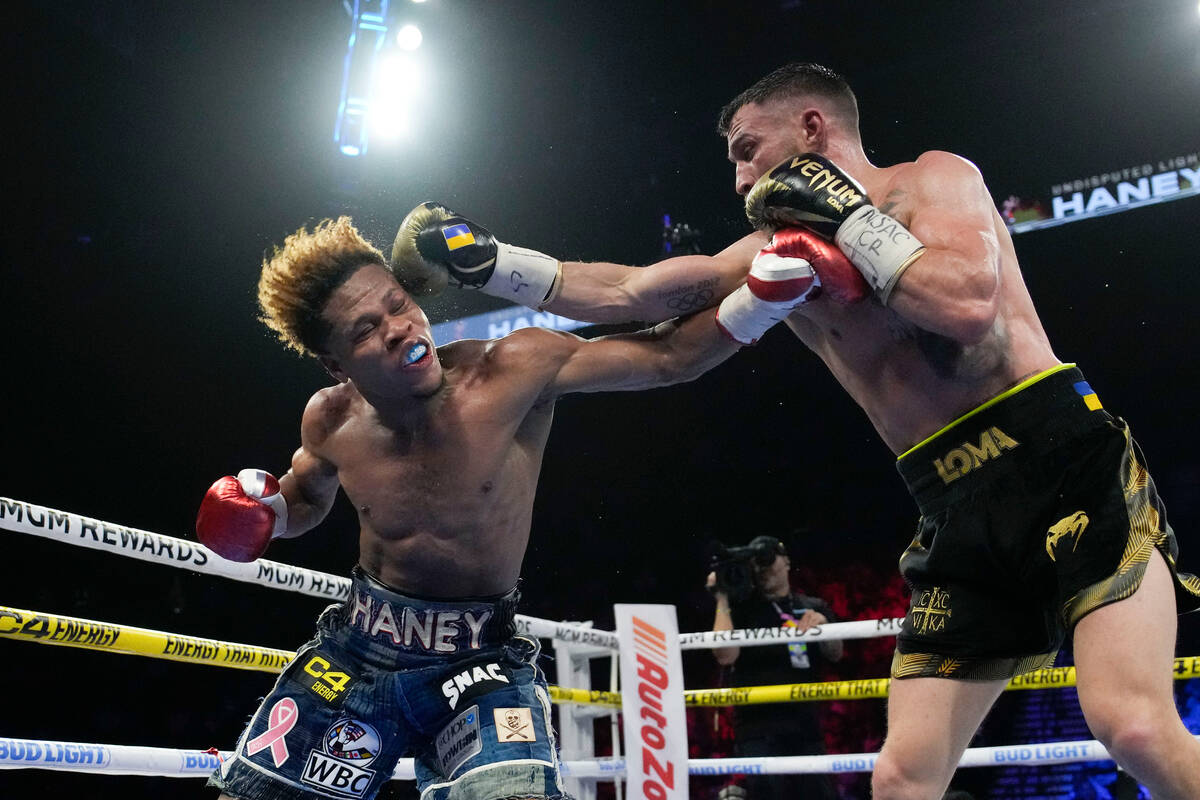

{"left": 481, "top": 242, "right": 562, "bottom": 309}
{"left": 834, "top": 205, "right": 925, "bottom": 304}
{"left": 750, "top": 251, "right": 822, "bottom": 296}
{"left": 236, "top": 468, "right": 289, "bottom": 539}
{"left": 716, "top": 285, "right": 791, "bottom": 345}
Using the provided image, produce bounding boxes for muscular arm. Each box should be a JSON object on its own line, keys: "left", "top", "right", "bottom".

{"left": 545, "top": 232, "right": 766, "bottom": 324}
{"left": 883, "top": 152, "right": 1003, "bottom": 344}
{"left": 275, "top": 395, "right": 341, "bottom": 538}
{"left": 538, "top": 306, "right": 742, "bottom": 397}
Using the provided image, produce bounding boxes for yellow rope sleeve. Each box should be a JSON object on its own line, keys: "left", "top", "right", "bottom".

{"left": 6, "top": 605, "right": 1198, "bottom": 707}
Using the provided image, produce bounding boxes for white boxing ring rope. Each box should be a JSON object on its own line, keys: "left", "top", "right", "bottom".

{"left": 0, "top": 497, "right": 617, "bottom": 649}
{"left": 0, "top": 497, "right": 905, "bottom": 653}
{"left": 0, "top": 734, "right": 1160, "bottom": 778}
{"left": 1, "top": 495, "right": 1187, "bottom": 792}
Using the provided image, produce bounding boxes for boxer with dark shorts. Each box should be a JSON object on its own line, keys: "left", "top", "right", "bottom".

{"left": 196, "top": 217, "right": 745, "bottom": 800}
{"left": 893, "top": 364, "right": 1200, "bottom": 680}
{"left": 391, "top": 62, "right": 1200, "bottom": 798}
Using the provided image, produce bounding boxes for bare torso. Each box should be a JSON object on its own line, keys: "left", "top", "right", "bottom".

{"left": 307, "top": 340, "right": 555, "bottom": 597}
{"left": 782, "top": 159, "right": 1060, "bottom": 453}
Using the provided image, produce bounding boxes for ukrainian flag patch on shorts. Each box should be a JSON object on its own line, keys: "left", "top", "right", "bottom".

{"left": 442, "top": 223, "right": 475, "bottom": 251}
{"left": 1074, "top": 380, "right": 1102, "bottom": 411}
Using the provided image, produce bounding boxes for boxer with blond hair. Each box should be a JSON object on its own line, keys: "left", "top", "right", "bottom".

{"left": 197, "top": 215, "right": 814, "bottom": 800}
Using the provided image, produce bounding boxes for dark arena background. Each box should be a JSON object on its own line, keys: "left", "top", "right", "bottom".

{"left": 3, "top": 1, "right": 1199, "bottom": 798}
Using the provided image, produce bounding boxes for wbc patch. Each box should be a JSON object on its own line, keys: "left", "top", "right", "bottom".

{"left": 301, "top": 718, "right": 381, "bottom": 798}
{"left": 435, "top": 704, "right": 482, "bottom": 778}
{"left": 494, "top": 707, "right": 536, "bottom": 743}
{"left": 440, "top": 661, "right": 512, "bottom": 710}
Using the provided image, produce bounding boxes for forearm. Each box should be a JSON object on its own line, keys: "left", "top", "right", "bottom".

{"left": 641, "top": 311, "right": 741, "bottom": 388}
{"left": 665, "top": 307, "right": 745, "bottom": 380}
{"left": 544, "top": 299, "right": 744, "bottom": 396}
{"left": 547, "top": 257, "right": 731, "bottom": 324}
{"left": 711, "top": 593, "right": 739, "bottom": 666}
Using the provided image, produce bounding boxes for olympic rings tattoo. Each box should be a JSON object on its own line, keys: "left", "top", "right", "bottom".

{"left": 665, "top": 289, "right": 715, "bottom": 311}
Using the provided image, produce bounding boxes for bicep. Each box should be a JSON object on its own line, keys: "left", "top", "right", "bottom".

{"left": 284, "top": 443, "right": 339, "bottom": 513}
{"left": 620, "top": 240, "right": 756, "bottom": 318}
{"left": 885, "top": 158, "right": 1004, "bottom": 340}
{"left": 908, "top": 198, "right": 997, "bottom": 270}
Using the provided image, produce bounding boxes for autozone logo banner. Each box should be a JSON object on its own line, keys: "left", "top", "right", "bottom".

{"left": 615, "top": 604, "right": 687, "bottom": 800}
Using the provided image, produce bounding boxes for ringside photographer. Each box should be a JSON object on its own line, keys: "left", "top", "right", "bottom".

{"left": 706, "top": 535, "right": 843, "bottom": 800}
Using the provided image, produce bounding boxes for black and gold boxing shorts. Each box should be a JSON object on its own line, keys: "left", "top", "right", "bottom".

{"left": 890, "top": 364, "right": 1200, "bottom": 681}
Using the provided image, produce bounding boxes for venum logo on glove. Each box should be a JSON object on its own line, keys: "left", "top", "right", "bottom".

{"left": 786, "top": 156, "right": 866, "bottom": 212}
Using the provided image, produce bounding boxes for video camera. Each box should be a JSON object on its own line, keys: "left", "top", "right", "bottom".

{"left": 708, "top": 535, "right": 787, "bottom": 602}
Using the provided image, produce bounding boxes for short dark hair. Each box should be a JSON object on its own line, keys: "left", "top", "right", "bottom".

{"left": 717, "top": 62, "right": 859, "bottom": 136}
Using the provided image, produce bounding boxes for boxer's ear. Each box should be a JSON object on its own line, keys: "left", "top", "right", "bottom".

{"left": 797, "top": 107, "right": 828, "bottom": 152}
{"left": 318, "top": 355, "right": 349, "bottom": 384}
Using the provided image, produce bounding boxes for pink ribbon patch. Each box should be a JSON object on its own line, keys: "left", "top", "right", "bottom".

{"left": 245, "top": 697, "right": 299, "bottom": 767}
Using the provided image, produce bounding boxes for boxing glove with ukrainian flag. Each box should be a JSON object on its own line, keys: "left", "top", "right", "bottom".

{"left": 745, "top": 153, "right": 924, "bottom": 304}
{"left": 390, "top": 202, "right": 562, "bottom": 309}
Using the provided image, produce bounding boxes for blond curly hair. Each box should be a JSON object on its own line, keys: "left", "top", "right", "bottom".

{"left": 258, "top": 217, "right": 387, "bottom": 356}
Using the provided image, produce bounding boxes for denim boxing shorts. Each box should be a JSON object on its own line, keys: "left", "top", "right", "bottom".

{"left": 211, "top": 567, "right": 567, "bottom": 800}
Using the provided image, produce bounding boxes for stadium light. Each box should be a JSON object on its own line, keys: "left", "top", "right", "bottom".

{"left": 370, "top": 54, "right": 423, "bottom": 139}
{"left": 396, "top": 24, "right": 423, "bottom": 50}
{"left": 334, "top": 0, "right": 391, "bottom": 157}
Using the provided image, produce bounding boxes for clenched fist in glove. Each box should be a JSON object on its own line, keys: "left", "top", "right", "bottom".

{"left": 390, "top": 202, "right": 561, "bottom": 309}
{"left": 746, "top": 153, "right": 924, "bottom": 304}
{"left": 716, "top": 227, "right": 868, "bottom": 345}
{"left": 196, "top": 469, "right": 288, "bottom": 562}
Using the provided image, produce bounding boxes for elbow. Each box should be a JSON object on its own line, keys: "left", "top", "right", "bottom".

{"left": 955, "top": 309, "right": 993, "bottom": 345}
{"left": 589, "top": 277, "right": 646, "bottom": 324}
{"left": 650, "top": 334, "right": 701, "bottom": 386}
{"left": 658, "top": 353, "right": 707, "bottom": 387}
{"left": 661, "top": 357, "right": 697, "bottom": 386}
{"left": 952, "top": 262, "right": 1001, "bottom": 344}
{"left": 952, "top": 300, "right": 999, "bottom": 345}
{"left": 615, "top": 280, "right": 647, "bottom": 322}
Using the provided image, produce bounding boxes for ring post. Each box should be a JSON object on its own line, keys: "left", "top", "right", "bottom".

{"left": 615, "top": 604, "right": 687, "bottom": 800}
{"left": 554, "top": 623, "right": 599, "bottom": 800}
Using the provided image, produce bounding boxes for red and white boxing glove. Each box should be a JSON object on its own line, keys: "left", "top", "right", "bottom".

{"left": 716, "top": 228, "right": 868, "bottom": 344}
{"left": 195, "top": 469, "right": 289, "bottom": 562}
{"left": 782, "top": 226, "right": 871, "bottom": 305}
